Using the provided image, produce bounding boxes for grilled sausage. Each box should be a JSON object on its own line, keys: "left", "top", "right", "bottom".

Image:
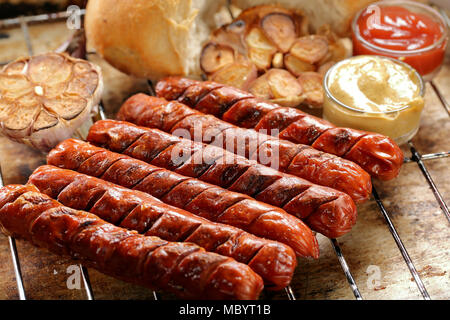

{"left": 48, "top": 139, "right": 319, "bottom": 258}
{"left": 117, "top": 94, "right": 372, "bottom": 202}
{"left": 28, "top": 165, "right": 297, "bottom": 290}
{"left": 155, "top": 77, "right": 404, "bottom": 181}
{"left": 87, "top": 120, "right": 357, "bottom": 238}
{"left": 0, "top": 184, "right": 264, "bottom": 299}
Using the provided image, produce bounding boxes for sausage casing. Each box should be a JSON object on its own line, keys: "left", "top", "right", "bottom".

{"left": 155, "top": 77, "right": 404, "bottom": 180}
{"left": 117, "top": 94, "right": 372, "bottom": 202}
{"left": 28, "top": 165, "right": 297, "bottom": 290}
{"left": 48, "top": 138, "right": 320, "bottom": 258}
{"left": 87, "top": 120, "right": 357, "bottom": 238}
{"left": 0, "top": 184, "right": 264, "bottom": 299}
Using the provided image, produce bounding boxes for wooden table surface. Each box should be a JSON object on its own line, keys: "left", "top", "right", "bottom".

{"left": 0, "top": 20, "right": 448, "bottom": 300}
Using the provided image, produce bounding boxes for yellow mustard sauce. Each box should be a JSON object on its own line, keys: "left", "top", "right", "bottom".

{"left": 323, "top": 55, "right": 425, "bottom": 144}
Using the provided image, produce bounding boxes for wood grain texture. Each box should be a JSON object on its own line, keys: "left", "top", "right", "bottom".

{"left": 0, "top": 21, "right": 448, "bottom": 300}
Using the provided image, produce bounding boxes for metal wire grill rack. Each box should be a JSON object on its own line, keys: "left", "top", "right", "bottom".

{"left": 0, "top": 8, "right": 448, "bottom": 301}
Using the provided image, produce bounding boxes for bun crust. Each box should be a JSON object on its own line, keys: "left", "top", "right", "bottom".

{"left": 85, "top": 0, "right": 376, "bottom": 79}
{"left": 85, "top": 0, "right": 227, "bottom": 79}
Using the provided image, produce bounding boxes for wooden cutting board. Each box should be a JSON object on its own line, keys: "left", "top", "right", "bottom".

{"left": 0, "top": 20, "right": 448, "bottom": 300}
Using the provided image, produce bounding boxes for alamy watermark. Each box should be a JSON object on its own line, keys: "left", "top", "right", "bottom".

{"left": 66, "top": 264, "right": 81, "bottom": 290}
{"left": 366, "top": 265, "right": 382, "bottom": 290}
{"left": 66, "top": 5, "right": 82, "bottom": 30}
{"left": 365, "top": 5, "right": 381, "bottom": 28}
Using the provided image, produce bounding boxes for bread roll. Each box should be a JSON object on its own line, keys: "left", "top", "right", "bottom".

{"left": 85, "top": 0, "right": 228, "bottom": 79}
{"left": 85, "top": 0, "right": 377, "bottom": 79}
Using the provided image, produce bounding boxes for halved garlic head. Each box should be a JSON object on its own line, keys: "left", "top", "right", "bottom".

{"left": 0, "top": 52, "right": 103, "bottom": 151}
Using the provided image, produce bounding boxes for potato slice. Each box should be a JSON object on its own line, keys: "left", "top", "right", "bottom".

{"left": 315, "top": 25, "right": 352, "bottom": 62}
{"left": 316, "top": 24, "right": 338, "bottom": 43}
{"left": 212, "top": 21, "right": 247, "bottom": 55}
{"left": 210, "top": 62, "right": 257, "bottom": 91}
{"left": 260, "top": 12, "right": 297, "bottom": 53}
{"left": 290, "top": 35, "right": 329, "bottom": 64}
{"left": 245, "top": 28, "right": 277, "bottom": 70}
{"left": 284, "top": 53, "right": 315, "bottom": 76}
{"left": 237, "top": 5, "right": 294, "bottom": 25}
{"left": 248, "top": 69, "right": 304, "bottom": 107}
{"left": 0, "top": 52, "right": 103, "bottom": 151}
{"left": 248, "top": 73, "right": 272, "bottom": 100}
{"left": 200, "top": 42, "right": 235, "bottom": 74}
{"left": 267, "top": 69, "right": 302, "bottom": 99}
{"left": 245, "top": 27, "right": 277, "bottom": 51}
{"left": 248, "top": 48, "right": 273, "bottom": 71}
{"left": 328, "top": 38, "right": 353, "bottom": 62}
{"left": 317, "top": 51, "right": 333, "bottom": 66}
{"left": 297, "top": 72, "right": 324, "bottom": 107}
{"left": 271, "top": 95, "right": 305, "bottom": 108}
{"left": 317, "top": 61, "right": 336, "bottom": 76}
{"left": 296, "top": 14, "right": 309, "bottom": 36}
{"left": 272, "top": 52, "right": 284, "bottom": 69}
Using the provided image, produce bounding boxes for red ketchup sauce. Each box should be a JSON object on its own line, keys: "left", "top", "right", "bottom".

{"left": 353, "top": 5, "right": 447, "bottom": 76}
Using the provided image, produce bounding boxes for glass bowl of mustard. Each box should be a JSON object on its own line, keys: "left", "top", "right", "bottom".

{"left": 323, "top": 55, "right": 425, "bottom": 145}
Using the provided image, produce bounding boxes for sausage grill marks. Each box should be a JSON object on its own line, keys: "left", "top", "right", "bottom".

{"left": 155, "top": 77, "right": 404, "bottom": 181}
{"left": 0, "top": 184, "right": 264, "bottom": 299}
{"left": 28, "top": 165, "right": 297, "bottom": 290}
{"left": 47, "top": 139, "right": 320, "bottom": 258}
{"left": 117, "top": 94, "right": 372, "bottom": 203}
{"left": 87, "top": 120, "right": 357, "bottom": 239}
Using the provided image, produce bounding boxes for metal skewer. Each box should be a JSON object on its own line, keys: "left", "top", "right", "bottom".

{"left": 18, "top": 12, "right": 95, "bottom": 301}
{"left": 0, "top": 167, "right": 26, "bottom": 300}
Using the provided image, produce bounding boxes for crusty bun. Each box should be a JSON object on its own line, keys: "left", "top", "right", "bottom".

{"left": 85, "top": 0, "right": 228, "bottom": 79}
{"left": 85, "top": 0, "right": 376, "bottom": 79}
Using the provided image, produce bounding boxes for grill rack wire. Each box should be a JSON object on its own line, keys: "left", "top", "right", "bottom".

{"left": 0, "top": 8, "right": 448, "bottom": 301}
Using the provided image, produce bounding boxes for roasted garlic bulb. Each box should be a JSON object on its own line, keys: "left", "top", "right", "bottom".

{"left": 0, "top": 52, "right": 103, "bottom": 151}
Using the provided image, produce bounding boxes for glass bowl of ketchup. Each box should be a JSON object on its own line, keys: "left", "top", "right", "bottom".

{"left": 352, "top": 0, "right": 448, "bottom": 81}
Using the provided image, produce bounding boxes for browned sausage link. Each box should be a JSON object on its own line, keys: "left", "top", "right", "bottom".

{"left": 48, "top": 139, "right": 320, "bottom": 258}
{"left": 178, "top": 81, "right": 227, "bottom": 109}
{"left": 155, "top": 77, "right": 404, "bottom": 180}
{"left": 155, "top": 77, "right": 199, "bottom": 102}
{"left": 117, "top": 94, "right": 372, "bottom": 203}
{"left": 28, "top": 165, "right": 297, "bottom": 290}
{"left": 87, "top": 120, "right": 357, "bottom": 238}
{"left": 0, "top": 184, "right": 264, "bottom": 299}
